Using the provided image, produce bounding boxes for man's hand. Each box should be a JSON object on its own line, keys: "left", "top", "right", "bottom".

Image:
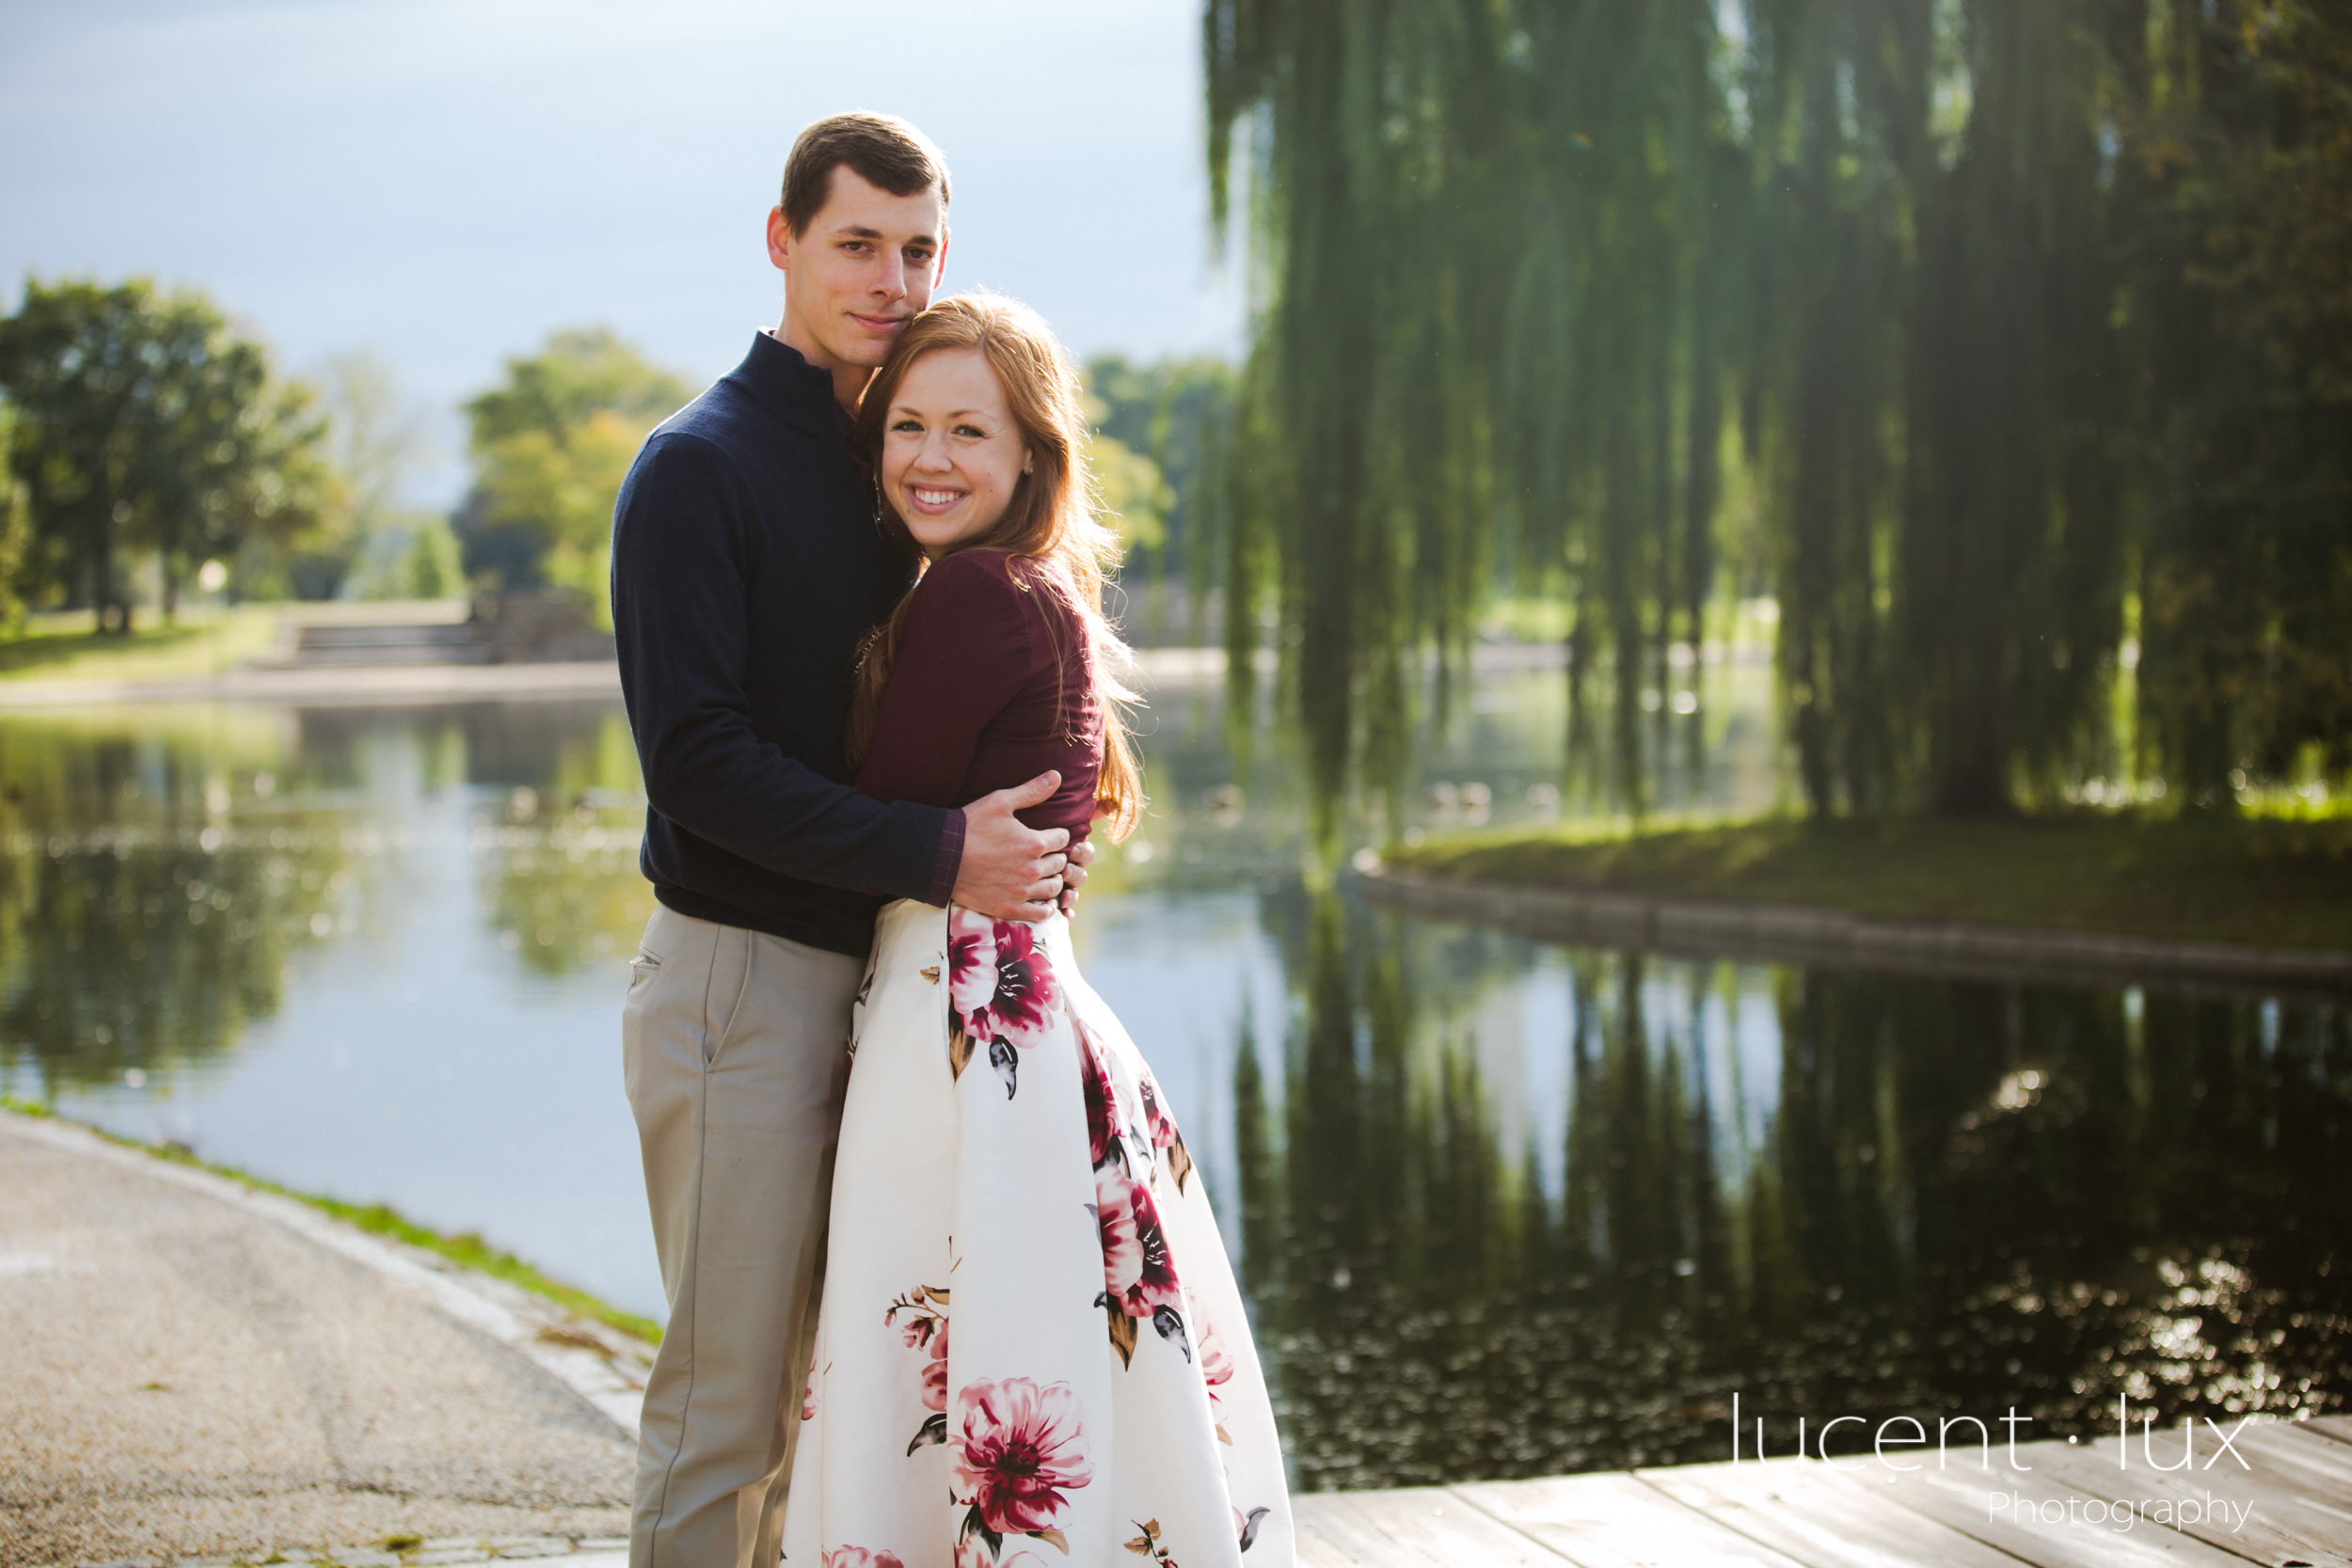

{"left": 953, "top": 771, "right": 1071, "bottom": 923}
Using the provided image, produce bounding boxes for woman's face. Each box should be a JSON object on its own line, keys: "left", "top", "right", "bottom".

{"left": 881, "top": 347, "right": 1030, "bottom": 559}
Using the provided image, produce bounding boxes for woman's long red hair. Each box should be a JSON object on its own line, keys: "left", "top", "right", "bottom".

{"left": 844, "top": 292, "right": 1144, "bottom": 842}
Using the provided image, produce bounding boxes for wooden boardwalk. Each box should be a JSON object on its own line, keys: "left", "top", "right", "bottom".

{"left": 1293, "top": 1416, "right": 2352, "bottom": 1567}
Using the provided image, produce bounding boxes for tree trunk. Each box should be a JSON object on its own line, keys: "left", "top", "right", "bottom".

{"left": 91, "top": 522, "right": 123, "bottom": 636}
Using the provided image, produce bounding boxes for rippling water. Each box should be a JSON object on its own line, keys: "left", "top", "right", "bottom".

{"left": 1, "top": 664, "right": 2342, "bottom": 1488}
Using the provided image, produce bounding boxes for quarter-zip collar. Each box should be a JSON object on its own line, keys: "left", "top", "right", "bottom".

{"left": 726, "top": 330, "right": 857, "bottom": 444}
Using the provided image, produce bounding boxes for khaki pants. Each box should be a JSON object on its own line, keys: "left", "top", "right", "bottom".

{"left": 622, "top": 903, "right": 864, "bottom": 1568}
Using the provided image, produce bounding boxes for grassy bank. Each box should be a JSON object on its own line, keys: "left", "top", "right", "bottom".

{"left": 0, "top": 1098, "right": 660, "bottom": 1343}
{"left": 1383, "top": 811, "right": 2352, "bottom": 952}
{"left": 0, "top": 607, "right": 281, "bottom": 682}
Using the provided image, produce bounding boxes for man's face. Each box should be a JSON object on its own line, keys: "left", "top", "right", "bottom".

{"left": 768, "top": 166, "right": 946, "bottom": 374}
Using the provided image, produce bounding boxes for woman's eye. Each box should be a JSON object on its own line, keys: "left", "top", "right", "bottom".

{"left": 891, "top": 419, "right": 922, "bottom": 434}
{"left": 953, "top": 424, "right": 986, "bottom": 439}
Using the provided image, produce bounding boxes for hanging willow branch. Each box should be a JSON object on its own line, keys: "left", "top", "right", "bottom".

{"left": 1208, "top": 0, "right": 2352, "bottom": 824}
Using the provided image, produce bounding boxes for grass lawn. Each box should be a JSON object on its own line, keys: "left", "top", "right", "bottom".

{"left": 1383, "top": 811, "right": 2352, "bottom": 952}
{"left": 0, "top": 608, "right": 281, "bottom": 683}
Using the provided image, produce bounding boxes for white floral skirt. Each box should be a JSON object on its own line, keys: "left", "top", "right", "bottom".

{"left": 783, "top": 899, "right": 1295, "bottom": 1568}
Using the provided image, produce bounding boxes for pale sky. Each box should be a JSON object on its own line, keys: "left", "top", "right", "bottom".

{"left": 0, "top": 0, "right": 1248, "bottom": 504}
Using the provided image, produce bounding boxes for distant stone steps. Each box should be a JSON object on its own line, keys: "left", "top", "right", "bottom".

{"left": 287, "top": 622, "right": 496, "bottom": 667}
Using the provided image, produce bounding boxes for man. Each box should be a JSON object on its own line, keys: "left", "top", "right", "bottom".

{"left": 609, "top": 112, "right": 1088, "bottom": 1568}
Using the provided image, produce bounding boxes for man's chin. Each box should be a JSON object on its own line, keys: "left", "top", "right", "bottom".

{"left": 845, "top": 321, "right": 911, "bottom": 364}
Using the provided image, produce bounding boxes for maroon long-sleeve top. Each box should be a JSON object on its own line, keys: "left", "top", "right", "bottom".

{"left": 856, "top": 549, "right": 1104, "bottom": 865}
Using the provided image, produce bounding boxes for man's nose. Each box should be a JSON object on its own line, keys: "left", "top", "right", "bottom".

{"left": 874, "top": 249, "right": 908, "bottom": 301}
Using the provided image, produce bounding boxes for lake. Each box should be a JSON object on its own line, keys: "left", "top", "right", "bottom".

{"left": 2, "top": 655, "right": 2343, "bottom": 1490}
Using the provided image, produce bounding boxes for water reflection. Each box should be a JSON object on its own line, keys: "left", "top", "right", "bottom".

{"left": 469, "top": 706, "right": 655, "bottom": 975}
{"left": 0, "top": 714, "right": 351, "bottom": 1092}
{"left": 1235, "top": 888, "right": 2352, "bottom": 1490}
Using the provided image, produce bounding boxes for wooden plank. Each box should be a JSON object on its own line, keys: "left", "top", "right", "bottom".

{"left": 2027, "top": 1431, "right": 2343, "bottom": 1568}
{"left": 1816, "top": 1447, "right": 2256, "bottom": 1568}
{"left": 1288, "top": 1424, "right": 2352, "bottom": 1568}
{"left": 1639, "top": 1457, "right": 2023, "bottom": 1568}
{"left": 2240, "top": 1435, "right": 2352, "bottom": 1568}
{"left": 2302, "top": 1415, "right": 2352, "bottom": 1449}
{"left": 2235, "top": 1419, "right": 2352, "bottom": 1493}
{"left": 1451, "top": 1471, "right": 1812, "bottom": 1568}
{"left": 1293, "top": 1485, "right": 1576, "bottom": 1568}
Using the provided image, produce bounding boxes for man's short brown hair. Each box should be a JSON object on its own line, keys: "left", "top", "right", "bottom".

{"left": 781, "top": 112, "right": 951, "bottom": 236}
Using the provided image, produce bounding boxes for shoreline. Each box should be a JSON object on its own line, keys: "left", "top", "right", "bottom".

{"left": 0, "top": 1101, "right": 658, "bottom": 1370}
{"left": 1359, "top": 863, "right": 2352, "bottom": 997}
{"left": 0, "top": 659, "right": 628, "bottom": 710}
{"left": 0, "top": 641, "right": 1571, "bottom": 710}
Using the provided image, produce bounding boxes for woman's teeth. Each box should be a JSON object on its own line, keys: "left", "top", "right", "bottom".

{"left": 912, "top": 487, "right": 960, "bottom": 509}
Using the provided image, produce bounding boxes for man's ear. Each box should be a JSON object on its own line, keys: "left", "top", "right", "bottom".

{"left": 766, "top": 206, "right": 794, "bottom": 273}
{"left": 931, "top": 229, "right": 950, "bottom": 289}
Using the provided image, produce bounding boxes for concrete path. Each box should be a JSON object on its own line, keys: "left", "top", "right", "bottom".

{"left": 0, "top": 1113, "right": 641, "bottom": 1567}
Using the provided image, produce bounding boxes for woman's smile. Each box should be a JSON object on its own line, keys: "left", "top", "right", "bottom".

{"left": 881, "top": 346, "right": 1029, "bottom": 557}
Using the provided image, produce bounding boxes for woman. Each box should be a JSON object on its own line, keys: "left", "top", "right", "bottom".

{"left": 781, "top": 294, "right": 1294, "bottom": 1568}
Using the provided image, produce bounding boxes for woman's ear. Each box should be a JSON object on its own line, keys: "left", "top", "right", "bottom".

{"left": 1023, "top": 449, "right": 1035, "bottom": 476}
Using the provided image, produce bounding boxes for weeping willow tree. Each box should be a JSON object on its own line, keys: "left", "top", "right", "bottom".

{"left": 1205, "top": 0, "right": 2352, "bottom": 825}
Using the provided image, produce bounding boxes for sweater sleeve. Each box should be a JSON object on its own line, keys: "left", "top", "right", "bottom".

{"left": 857, "top": 552, "right": 1038, "bottom": 812}
{"left": 612, "top": 431, "right": 950, "bottom": 899}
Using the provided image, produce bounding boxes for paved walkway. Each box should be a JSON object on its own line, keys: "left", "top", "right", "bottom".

{"left": 0, "top": 1114, "right": 642, "bottom": 1567}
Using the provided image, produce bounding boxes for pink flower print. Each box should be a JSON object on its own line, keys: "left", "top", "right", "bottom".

{"left": 1094, "top": 1167, "right": 1184, "bottom": 1319}
{"left": 923, "top": 1318, "right": 950, "bottom": 1413}
{"left": 1199, "top": 1311, "right": 1236, "bottom": 1406}
{"left": 968, "top": 920, "right": 1059, "bottom": 1045}
{"left": 823, "top": 1551, "right": 907, "bottom": 1568}
{"left": 1138, "top": 1071, "right": 1175, "bottom": 1148}
{"left": 951, "top": 1377, "right": 1093, "bottom": 1537}
{"left": 1137, "top": 1068, "right": 1197, "bottom": 1193}
{"left": 947, "top": 910, "right": 1062, "bottom": 1099}
{"left": 1094, "top": 1170, "right": 1142, "bottom": 1303}
{"left": 947, "top": 908, "right": 999, "bottom": 1025}
{"left": 1077, "top": 1021, "right": 1125, "bottom": 1172}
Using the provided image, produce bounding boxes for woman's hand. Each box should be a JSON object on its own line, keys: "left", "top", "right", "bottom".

{"left": 1058, "top": 839, "right": 1095, "bottom": 915}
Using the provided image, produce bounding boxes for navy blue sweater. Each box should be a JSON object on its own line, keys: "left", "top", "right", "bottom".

{"left": 612, "top": 332, "right": 957, "bottom": 957}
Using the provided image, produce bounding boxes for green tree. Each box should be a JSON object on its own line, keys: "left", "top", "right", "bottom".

{"left": 0, "top": 278, "right": 330, "bottom": 628}
{"left": 459, "top": 327, "right": 690, "bottom": 604}
{"left": 2131, "top": 0, "right": 2352, "bottom": 806}
{"left": 298, "top": 348, "right": 434, "bottom": 600}
{"left": 1203, "top": 0, "right": 2352, "bottom": 825}
{"left": 1086, "top": 356, "right": 1238, "bottom": 586}
{"left": 0, "top": 404, "right": 29, "bottom": 628}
